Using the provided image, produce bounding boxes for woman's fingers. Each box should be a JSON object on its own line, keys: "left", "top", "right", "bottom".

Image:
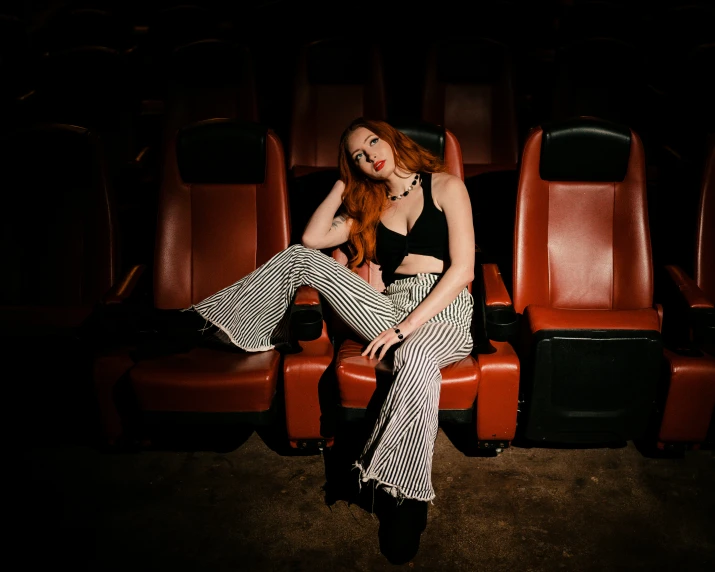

{"left": 362, "top": 327, "right": 404, "bottom": 360}
{"left": 375, "top": 338, "right": 394, "bottom": 361}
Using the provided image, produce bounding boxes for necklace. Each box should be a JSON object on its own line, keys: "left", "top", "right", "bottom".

{"left": 388, "top": 173, "right": 420, "bottom": 201}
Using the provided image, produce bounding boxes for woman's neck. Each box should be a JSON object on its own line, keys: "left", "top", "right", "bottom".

{"left": 386, "top": 168, "right": 418, "bottom": 195}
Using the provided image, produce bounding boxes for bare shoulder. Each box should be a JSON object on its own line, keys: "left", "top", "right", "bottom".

{"left": 332, "top": 179, "right": 346, "bottom": 192}
{"left": 431, "top": 172, "right": 469, "bottom": 208}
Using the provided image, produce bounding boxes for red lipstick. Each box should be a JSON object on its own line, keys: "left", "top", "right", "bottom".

{"left": 375, "top": 160, "right": 385, "bottom": 172}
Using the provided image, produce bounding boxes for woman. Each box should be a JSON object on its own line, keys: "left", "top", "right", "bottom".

{"left": 188, "top": 117, "right": 475, "bottom": 563}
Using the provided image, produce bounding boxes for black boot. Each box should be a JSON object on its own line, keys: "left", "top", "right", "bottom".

{"left": 376, "top": 489, "right": 428, "bottom": 565}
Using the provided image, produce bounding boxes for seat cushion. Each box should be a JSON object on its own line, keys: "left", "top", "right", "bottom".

{"left": 525, "top": 305, "right": 662, "bottom": 334}
{"left": 335, "top": 339, "right": 479, "bottom": 410}
{"left": 130, "top": 347, "right": 281, "bottom": 412}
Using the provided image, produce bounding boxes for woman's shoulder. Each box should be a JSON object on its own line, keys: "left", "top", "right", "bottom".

{"left": 430, "top": 172, "right": 468, "bottom": 202}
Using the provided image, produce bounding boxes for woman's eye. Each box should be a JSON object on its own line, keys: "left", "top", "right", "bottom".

{"left": 370, "top": 138, "right": 378, "bottom": 146}
{"left": 355, "top": 152, "right": 363, "bottom": 162}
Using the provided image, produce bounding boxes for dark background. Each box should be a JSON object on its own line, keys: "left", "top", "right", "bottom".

{"left": 2, "top": 0, "right": 713, "bottom": 285}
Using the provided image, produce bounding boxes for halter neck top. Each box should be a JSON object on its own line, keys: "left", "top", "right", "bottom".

{"left": 375, "top": 172, "right": 449, "bottom": 285}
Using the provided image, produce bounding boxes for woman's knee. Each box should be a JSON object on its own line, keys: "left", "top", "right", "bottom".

{"left": 393, "top": 343, "right": 440, "bottom": 374}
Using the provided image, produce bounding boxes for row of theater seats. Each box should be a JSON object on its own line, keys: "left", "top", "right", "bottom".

{"left": 3, "top": 17, "right": 711, "bottom": 302}
{"left": 4, "top": 1, "right": 713, "bottom": 289}
{"left": 2, "top": 114, "right": 712, "bottom": 455}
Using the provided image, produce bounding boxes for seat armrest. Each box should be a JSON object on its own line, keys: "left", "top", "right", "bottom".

{"left": 481, "top": 263, "right": 520, "bottom": 342}
{"left": 283, "top": 285, "right": 335, "bottom": 448}
{"left": 475, "top": 340, "right": 520, "bottom": 443}
{"left": 482, "top": 263, "right": 512, "bottom": 307}
{"left": 102, "top": 264, "right": 148, "bottom": 304}
{"left": 665, "top": 265, "right": 715, "bottom": 310}
{"left": 663, "top": 265, "right": 715, "bottom": 347}
{"left": 89, "top": 264, "right": 155, "bottom": 347}
{"left": 290, "top": 285, "right": 324, "bottom": 341}
{"left": 293, "top": 285, "right": 321, "bottom": 306}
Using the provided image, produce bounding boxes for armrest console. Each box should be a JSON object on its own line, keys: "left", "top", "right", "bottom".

{"left": 665, "top": 265, "right": 715, "bottom": 310}
{"left": 102, "top": 264, "right": 148, "bottom": 304}
{"left": 290, "top": 285, "right": 324, "bottom": 341}
{"left": 481, "top": 263, "right": 520, "bottom": 341}
{"left": 87, "top": 264, "right": 153, "bottom": 345}
{"left": 664, "top": 265, "right": 715, "bottom": 346}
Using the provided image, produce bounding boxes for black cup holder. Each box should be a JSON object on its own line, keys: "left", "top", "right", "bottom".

{"left": 290, "top": 307, "right": 323, "bottom": 341}
{"left": 485, "top": 306, "right": 519, "bottom": 341}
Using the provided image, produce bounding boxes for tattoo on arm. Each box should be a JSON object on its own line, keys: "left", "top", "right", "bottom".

{"left": 331, "top": 215, "right": 345, "bottom": 230}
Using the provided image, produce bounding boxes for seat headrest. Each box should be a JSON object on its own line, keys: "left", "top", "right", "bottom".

{"left": 435, "top": 37, "right": 507, "bottom": 84}
{"left": 169, "top": 39, "right": 244, "bottom": 86}
{"left": 176, "top": 119, "right": 267, "bottom": 184}
{"left": 539, "top": 117, "right": 631, "bottom": 182}
{"left": 392, "top": 120, "right": 445, "bottom": 159}
{"left": 307, "top": 38, "right": 369, "bottom": 84}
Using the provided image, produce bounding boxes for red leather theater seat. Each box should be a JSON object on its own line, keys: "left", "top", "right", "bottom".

{"left": 329, "top": 121, "right": 520, "bottom": 451}
{"left": 93, "top": 118, "right": 314, "bottom": 446}
{"left": 657, "top": 142, "right": 715, "bottom": 450}
{"left": 1, "top": 123, "right": 123, "bottom": 444}
{"left": 511, "top": 116, "right": 663, "bottom": 445}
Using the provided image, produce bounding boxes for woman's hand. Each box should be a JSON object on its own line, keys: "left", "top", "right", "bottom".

{"left": 362, "top": 322, "right": 413, "bottom": 361}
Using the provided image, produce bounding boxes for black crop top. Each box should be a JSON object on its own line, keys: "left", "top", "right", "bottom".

{"left": 375, "top": 172, "right": 449, "bottom": 285}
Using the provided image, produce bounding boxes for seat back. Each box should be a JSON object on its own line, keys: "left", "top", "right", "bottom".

{"left": 421, "top": 35, "right": 519, "bottom": 178}
{"left": 27, "top": 46, "right": 140, "bottom": 171}
{"left": 695, "top": 142, "right": 714, "bottom": 301}
{"left": 288, "top": 37, "right": 387, "bottom": 176}
{"left": 1, "top": 13, "right": 33, "bottom": 105}
{"left": 160, "top": 39, "right": 259, "bottom": 149}
{"left": 0, "top": 122, "right": 121, "bottom": 445}
{"left": 285, "top": 39, "right": 388, "bottom": 243}
{"left": 0, "top": 123, "right": 119, "bottom": 329}
{"left": 154, "top": 118, "right": 290, "bottom": 309}
{"left": 145, "top": 3, "right": 223, "bottom": 61}
{"left": 513, "top": 116, "right": 653, "bottom": 315}
{"left": 35, "top": 6, "right": 134, "bottom": 53}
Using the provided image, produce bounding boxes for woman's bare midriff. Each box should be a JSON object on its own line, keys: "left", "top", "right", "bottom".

{"left": 393, "top": 253, "right": 445, "bottom": 276}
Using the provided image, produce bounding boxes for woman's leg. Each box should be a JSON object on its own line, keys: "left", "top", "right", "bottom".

{"left": 356, "top": 321, "right": 473, "bottom": 502}
{"left": 188, "top": 244, "right": 397, "bottom": 351}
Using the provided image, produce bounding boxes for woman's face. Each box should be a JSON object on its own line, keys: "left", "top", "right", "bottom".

{"left": 346, "top": 127, "right": 394, "bottom": 180}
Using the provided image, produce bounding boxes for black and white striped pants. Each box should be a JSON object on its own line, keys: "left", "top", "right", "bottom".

{"left": 188, "top": 244, "right": 474, "bottom": 502}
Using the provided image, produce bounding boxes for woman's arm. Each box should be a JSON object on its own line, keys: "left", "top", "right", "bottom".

{"left": 363, "top": 174, "right": 475, "bottom": 359}
{"left": 301, "top": 179, "right": 353, "bottom": 250}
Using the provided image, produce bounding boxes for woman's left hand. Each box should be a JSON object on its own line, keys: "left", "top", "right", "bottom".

{"left": 362, "top": 322, "right": 413, "bottom": 361}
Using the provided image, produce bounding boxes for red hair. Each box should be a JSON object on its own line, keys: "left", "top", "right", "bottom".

{"left": 337, "top": 117, "right": 448, "bottom": 270}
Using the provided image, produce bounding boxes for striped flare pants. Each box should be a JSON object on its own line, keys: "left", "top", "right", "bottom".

{"left": 188, "top": 244, "right": 474, "bottom": 502}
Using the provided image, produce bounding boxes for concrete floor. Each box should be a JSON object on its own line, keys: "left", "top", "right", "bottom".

{"left": 22, "top": 419, "right": 715, "bottom": 572}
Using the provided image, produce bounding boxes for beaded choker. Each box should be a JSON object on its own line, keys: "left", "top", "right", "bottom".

{"left": 388, "top": 173, "right": 420, "bottom": 201}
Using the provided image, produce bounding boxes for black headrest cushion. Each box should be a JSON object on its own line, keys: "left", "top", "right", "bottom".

{"left": 177, "top": 119, "right": 267, "bottom": 184}
{"left": 392, "top": 120, "right": 445, "bottom": 159}
{"left": 539, "top": 117, "right": 631, "bottom": 182}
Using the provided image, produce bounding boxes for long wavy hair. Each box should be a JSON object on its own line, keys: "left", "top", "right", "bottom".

{"left": 337, "top": 117, "right": 448, "bottom": 270}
